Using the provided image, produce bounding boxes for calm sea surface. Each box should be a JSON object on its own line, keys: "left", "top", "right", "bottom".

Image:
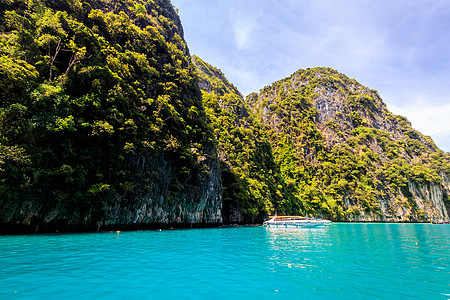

{"left": 0, "top": 223, "right": 449, "bottom": 299}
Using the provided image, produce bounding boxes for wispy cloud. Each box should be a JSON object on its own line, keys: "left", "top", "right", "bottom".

{"left": 390, "top": 97, "right": 450, "bottom": 151}
{"left": 230, "top": 6, "right": 264, "bottom": 50}
{"left": 172, "top": 0, "right": 450, "bottom": 151}
{"left": 226, "top": 66, "right": 260, "bottom": 93}
{"left": 231, "top": 17, "right": 251, "bottom": 50}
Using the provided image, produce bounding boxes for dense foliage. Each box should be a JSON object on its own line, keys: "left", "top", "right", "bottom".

{"left": 1, "top": 0, "right": 448, "bottom": 227}
{"left": 249, "top": 67, "right": 450, "bottom": 221}
{"left": 192, "top": 56, "right": 289, "bottom": 222}
{"left": 0, "top": 0, "right": 216, "bottom": 225}
{"left": 194, "top": 56, "right": 450, "bottom": 222}
{"left": 192, "top": 55, "right": 242, "bottom": 98}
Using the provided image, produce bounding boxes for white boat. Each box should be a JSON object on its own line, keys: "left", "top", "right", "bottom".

{"left": 263, "top": 216, "right": 332, "bottom": 228}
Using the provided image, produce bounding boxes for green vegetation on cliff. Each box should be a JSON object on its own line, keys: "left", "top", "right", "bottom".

{"left": 249, "top": 67, "right": 450, "bottom": 221}
{"left": 0, "top": 0, "right": 220, "bottom": 230}
{"left": 192, "top": 55, "right": 242, "bottom": 98}
{"left": 192, "top": 56, "right": 289, "bottom": 223}
{"left": 1, "top": 0, "right": 449, "bottom": 230}
{"left": 194, "top": 57, "right": 450, "bottom": 223}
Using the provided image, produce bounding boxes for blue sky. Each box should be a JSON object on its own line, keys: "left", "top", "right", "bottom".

{"left": 171, "top": 0, "right": 450, "bottom": 152}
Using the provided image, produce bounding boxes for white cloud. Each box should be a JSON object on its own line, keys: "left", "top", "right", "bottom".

{"left": 172, "top": 0, "right": 450, "bottom": 152}
{"left": 225, "top": 66, "right": 261, "bottom": 95}
{"left": 230, "top": 7, "right": 263, "bottom": 50}
{"left": 391, "top": 102, "right": 450, "bottom": 136}
{"left": 232, "top": 18, "right": 254, "bottom": 50}
{"left": 389, "top": 94, "right": 450, "bottom": 152}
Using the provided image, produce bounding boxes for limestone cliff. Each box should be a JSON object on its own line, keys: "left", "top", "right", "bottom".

{"left": 192, "top": 56, "right": 285, "bottom": 224}
{"left": 0, "top": 0, "right": 222, "bottom": 233}
{"left": 1, "top": 0, "right": 448, "bottom": 230}
{"left": 248, "top": 67, "right": 450, "bottom": 222}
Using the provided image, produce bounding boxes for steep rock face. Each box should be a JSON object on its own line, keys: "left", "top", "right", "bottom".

{"left": 248, "top": 67, "right": 450, "bottom": 222}
{"left": 408, "top": 180, "right": 449, "bottom": 221}
{"left": 95, "top": 152, "right": 222, "bottom": 228}
{"left": 192, "top": 56, "right": 288, "bottom": 223}
{"left": 1, "top": 152, "right": 222, "bottom": 232}
{"left": 0, "top": 0, "right": 222, "bottom": 232}
{"left": 442, "top": 173, "right": 450, "bottom": 217}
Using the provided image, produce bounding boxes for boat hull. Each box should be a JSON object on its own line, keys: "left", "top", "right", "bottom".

{"left": 264, "top": 222, "right": 331, "bottom": 228}
{"left": 263, "top": 216, "right": 332, "bottom": 228}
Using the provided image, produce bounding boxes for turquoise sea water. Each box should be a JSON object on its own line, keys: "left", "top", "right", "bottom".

{"left": 1, "top": 223, "right": 449, "bottom": 299}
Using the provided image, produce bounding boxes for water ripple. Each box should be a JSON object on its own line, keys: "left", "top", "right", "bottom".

{"left": 0, "top": 224, "right": 449, "bottom": 299}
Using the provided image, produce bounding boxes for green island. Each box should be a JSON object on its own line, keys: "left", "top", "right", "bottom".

{"left": 0, "top": 0, "right": 449, "bottom": 233}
